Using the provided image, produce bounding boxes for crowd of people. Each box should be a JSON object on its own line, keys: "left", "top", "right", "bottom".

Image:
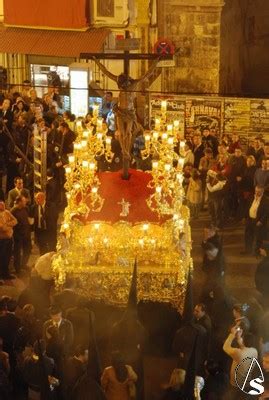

{"left": 0, "top": 80, "right": 269, "bottom": 399}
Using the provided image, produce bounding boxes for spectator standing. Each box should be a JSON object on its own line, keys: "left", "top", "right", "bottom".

{"left": 253, "top": 137, "right": 265, "bottom": 163}
{"left": 7, "top": 177, "right": 31, "bottom": 209}
{"left": 32, "top": 192, "right": 58, "bottom": 255}
{"left": 186, "top": 169, "right": 202, "bottom": 219}
{"left": 101, "top": 351, "right": 137, "bottom": 400}
{"left": 192, "top": 134, "right": 205, "bottom": 169}
{"left": 22, "top": 339, "right": 55, "bottom": 400}
{"left": 228, "top": 133, "right": 241, "bottom": 154}
{"left": 11, "top": 195, "right": 32, "bottom": 274}
{"left": 207, "top": 171, "right": 228, "bottom": 229}
{"left": 184, "top": 141, "right": 194, "bottom": 166}
{"left": 43, "top": 306, "right": 74, "bottom": 358}
{"left": 232, "top": 303, "right": 251, "bottom": 333}
{"left": 102, "top": 91, "right": 114, "bottom": 119}
{"left": 64, "top": 345, "right": 88, "bottom": 397}
{"left": 254, "top": 158, "right": 269, "bottom": 188}
{"left": 223, "top": 327, "right": 257, "bottom": 400}
{"left": 202, "top": 127, "right": 219, "bottom": 158}
{"left": 255, "top": 243, "right": 269, "bottom": 301}
{"left": 241, "top": 186, "right": 265, "bottom": 255}
{"left": 0, "top": 201, "right": 17, "bottom": 279}
{"left": 199, "top": 148, "right": 215, "bottom": 209}
{"left": 228, "top": 147, "right": 246, "bottom": 219}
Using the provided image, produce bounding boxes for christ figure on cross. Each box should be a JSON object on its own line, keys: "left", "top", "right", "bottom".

{"left": 93, "top": 57, "right": 160, "bottom": 179}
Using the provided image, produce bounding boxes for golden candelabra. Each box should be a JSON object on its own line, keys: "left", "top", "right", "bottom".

{"left": 62, "top": 104, "right": 114, "bottom": 237}
{"left": 142, "top": 100, "right": 186, "bottom": 217}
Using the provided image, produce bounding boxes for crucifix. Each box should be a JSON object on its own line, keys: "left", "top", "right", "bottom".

{"left": 80, "top": 31, "right": 173, "bottom": 180}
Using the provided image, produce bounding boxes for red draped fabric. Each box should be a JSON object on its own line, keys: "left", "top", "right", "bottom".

{"left": 4, "top": 0, "right": 88, "bottom": 29}
{"left": 86, "top": 169, "right": 165, "bottom": 224}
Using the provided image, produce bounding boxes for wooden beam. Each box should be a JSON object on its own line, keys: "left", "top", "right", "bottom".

{"left": 80, "top": 53, "right": 173, "bottom": 60}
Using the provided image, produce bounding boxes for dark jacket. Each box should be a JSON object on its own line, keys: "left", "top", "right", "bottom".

{"left": 255, "top": 256, "right": 269, "bottom": 296}
{"left": 193, "top": 144, "right": 205, "bottom": 169}
{"left": 43, "top": 318, "right": 74, "bottom": 356}
{"left": 202, "top": 135, "right": 219, "bottom": 158}
{"left": 240, "top": 165, "right": 256, "bottom": 194}
{"left": 31, "top": 202, "right": 58, "bottom": 234}
{"left": 53, "top": 129, "right": 76, "bottom": 165}
{"left": 11, "top": 206, "right": 31, "bottom": 238}
{"left": 172, "top": 322, "right": 208, "bottom": 376}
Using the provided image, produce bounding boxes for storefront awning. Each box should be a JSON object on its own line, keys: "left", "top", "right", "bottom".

{"left": 0, "top": 27, "right": 110, "bottom": 58}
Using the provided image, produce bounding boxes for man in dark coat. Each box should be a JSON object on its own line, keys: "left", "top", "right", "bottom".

{"left": 66, "top": 298, "right": 95, "bottom": 349}
{"left": 43, "top": 306, "right": 74, "bottom": 357}
{"left": 255, "top": 242, "right": 269, "bottom": 301}
{"left": 202, "top": 127, "right": 218, "bottom": 158}
{"left": 242, "top": 186, "right": 269, "bottom": 255}
{"left": 11, "top": 195, "right": 32, "bottom": 273}
{"left": 32, "top": 191, "right": 58, "bottom": 254}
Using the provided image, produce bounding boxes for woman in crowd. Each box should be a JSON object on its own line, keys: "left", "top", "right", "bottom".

{"left": 186, "top": 169, "right": 203, "bottom": 219}
{"left": 101, "top": 351, "right": 137, "bottom": 400}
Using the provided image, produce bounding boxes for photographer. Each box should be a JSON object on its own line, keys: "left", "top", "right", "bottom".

{"left": 223, "top": 327, "right": 257, "bottom": 400}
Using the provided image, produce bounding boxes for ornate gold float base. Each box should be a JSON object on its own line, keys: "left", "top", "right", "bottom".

{"left": 68, "top": 265, "right": 186, "bottom": 312}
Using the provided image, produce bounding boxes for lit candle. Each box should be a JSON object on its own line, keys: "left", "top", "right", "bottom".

{"left": 88, "top": 237, "right": 93, "bottom": 244}
{"left": 162, "top": 133, "right": 168, "bottom": 142}
{"left": 138, "top": 239, "right": 144, "bottom": 247}
{"left": 153, "top": 131, "right": 159, "bottom": 140}
{"left": 91, "top": 186, "right": 98, "bottom": 194}
{"left": 165, "top": 163, "right": 171, "bottom": 172}
{"left": 178, "top": 158, "right": 184, "bottom": 169}
{"left": 180, "top": 141, "right": 185, "bottom": 151}
{"left": 155, "top": 118, "right": 161, "bottom": 131}
{"left": 97, "top": 133, "right": 102, "bottom": 141}
{"left": 145, "top": 134, "right": 151, "bottom": 142}
{"left": 89, "top": 162, "right": 96, "bottom": 171}
{"left": 106, "top": 137, "right": 112, "bottom": 146}
{"left": 142, "top": 223, "right": 149, "bottom": 231}
{"left": 83, "top": 130, "right": 89, "bottom": 138}
{"left": 74, "top": 183, "right": 80, "bottom": 190}
{"left": 161, "top": 100, "right": 167, "bottom": 113}
{"left": 74, "top": 143, "right": 79, "bottom": 151}
{"left": 103, "top": 238, "right": 109, "bottom": 245}
{"left": 76, "top": 143, "right": 82, "bottom": 151}
{"left": 97, "top": 117, "right": 103, "bottom": 131}
{"left": 176, "top": 173, "right": 183, "bottom": 183}
{"left": 168, "top": 137, "right": 174, "bottom": 146}
{"left": 152, "top": 161, "right": 159, "bottom": 169}
{"left": 156, "top": 186, "right": 162, "bottom": 194}
{"left": 63, "top": 223, "right": 69, "bottom": 230}
{"left": 76, "top": 120, "right": 82, "bottom": 132}
{"left": 68, "top": 155, "right": 75, "bottom": 164}
{"left": 167, "top": 124, "right": 173, "bottom": 134}
{"left": 65, "top": 166, "right": 71, "bottom": 174}
{"left": 81, "top": 140, "right": 87, "bottom": 148}
{"left": 173, "top": 120, "right": 179, "bottom": 130}
{"left": 82, "top": 160, "right": 89, "bottom": 168}
{"left": 93, "top": 105, "right": 99, "bottom": 117}
{"left": 94, "top": 223, "right": 100, "bottom": 230}
{"left": 173, "top": 214, "right": 179, "bottom": 221}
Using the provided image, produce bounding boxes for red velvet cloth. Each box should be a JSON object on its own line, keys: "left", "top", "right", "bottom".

{"left": 4, "top": 0, "right": 87, "bottom": 29}
{"left": 87, "top": 169, "right": 162, "bottom": 223}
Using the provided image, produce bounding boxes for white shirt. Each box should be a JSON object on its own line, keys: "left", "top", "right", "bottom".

{"left": 249, "top": 196, "right": 262, "bottom": 219}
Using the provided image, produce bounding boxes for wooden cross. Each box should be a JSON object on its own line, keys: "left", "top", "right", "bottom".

{"left": 80, "top": 31, "right": 173, "bottom": 179}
